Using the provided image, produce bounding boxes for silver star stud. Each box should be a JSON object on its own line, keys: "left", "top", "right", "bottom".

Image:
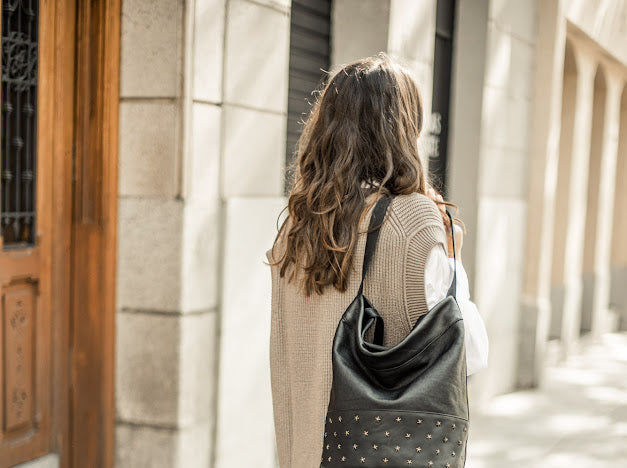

{"left": 375, "top": 416, "right": 381, "bottom": 422}
{"left": 324, "top": 432, "right": 327, "bottom": 438}
{"left": 326, "top": 444, "right": 330, "bottom": 450}
{"left": 405, "top": 433, "right": 411, "bottom": 439}
{"left": 443, "top": 437, "right": 448, "bottom": 443}
{"left": 415, "top": 447, "right": 422, "bottom": 453}
{"left": 435, "top": 449, "right": 440, "bottom": 455}
{"left": 328, "top": 417, "right": 333, "bottom": 423}
{"left": 360, "top": 457, "right": 366, "bottom": 463}
{"left": 328, "top": 456, "right": 332, "bottom": 462}
{"left": 383, "top": 458, "right": 389, "bottom": 464}
{"left": 395, "top": 417, "right": 402, "bottom": 422}
{"left": 451, "top": 423, "right": 456, "bottom": 429}
{"left": 337, "top": 444, "right": 342, "bottom": 449}
{"left": 457, "top": 440, "right": 462, "bottom": 446}
{"left": 372, "top": 444, "right": 378, "bottom": 450}
{"left": 426, "top": 434, "right": 432, "bottom": 439}
{"left": 407, "top": 461, "right": 413, "bottom": 465}
{"left": 353, "top": 443, "right": 358, "bottom": 450}
{"left": 338, "top": 416, "right": 343, "bottom": 422}
{"left": 446, "top": 464, "right": 451, "bottom": 468}
{"left": 363, "top": 431, "right": 369, "bottom": 436}
{"left": 416, "top": 419, "right": 423, "bottom": 424}
{"left": 345, "top": 430, "right": 350, "bottom": 436}
{"left": 427, "top": 462, "right": 433, "bottom": 467}
{"left": 451, "top": 451, "right": 456, "bottom": 457}
{"left": 354, "top": 415, "right": 360, "bottom": 421}
{"left": 436, "top": 421, "right": 441, "bottom": 427}
{"left": 385, "top": 431, "right": 390, "bottom": 437}
{"left": 334, "top": 432, "right": 337, "bottom": 437}
{"left": 395, "top": 446, "right": 400, "bottom": 452}
{"left": 341, "top": 456, "right": 346, "bottom": 462}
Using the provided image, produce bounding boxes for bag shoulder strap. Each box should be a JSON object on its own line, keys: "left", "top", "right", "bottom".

{"left": 358, "top": 194, "right": 392, "bottom": 295}
{"left": 358, "top": 195, "right": 458, "bottom": 300}
{"left": 445, "top": 209, "right": 457, "bottom": 299}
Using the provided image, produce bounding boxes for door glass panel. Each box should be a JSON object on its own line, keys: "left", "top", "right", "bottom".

{"left": 1, "top": 0, "right": 39, "bottom": 248}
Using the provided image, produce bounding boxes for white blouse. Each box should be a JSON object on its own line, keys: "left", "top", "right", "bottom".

{"left": 424, "top": 244, "right": 489, "bottom": 376}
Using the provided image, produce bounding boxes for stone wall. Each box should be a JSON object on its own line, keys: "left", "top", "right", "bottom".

{"left": 112, "top": 1, "right": 627, "bottom": 467}
{"left": 115, "top": 0, "right": 219, "bottom": 466}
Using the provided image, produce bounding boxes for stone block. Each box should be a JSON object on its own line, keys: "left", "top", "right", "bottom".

{"left": 178, "top": 311, "right": 218, "bottom": 426}
{"left": 117, "top": 198, "right": 183, "bottom": 312}
{"left": 185, "top": 103, "right": 221, "bottom": 203}
{"left": 181, "top": 201, "right": 221, "bottom": 313}
{"left": 611, "top": 266, "right": 627, "bottom": 330}
{"left": 482, "top": 87, "right": 531, "bottom": 152}
{"left": 116, "top": 423, "right": 211, "bottom": 468}
{"left": 193, "top": 0, "right": 226, "bottom": 102}
{"left": 472, "top": 197, "right": 526, "bottom": 395}
{"left": 120, "top": 0, "right": 183, "bottom": 97}
{"left": 249, "top": 0, "right": 290, "bottom": 11}
{"left": 331, "top": 0, "right": 390, "bottom": 66}
{"left": 509, "top": 37, "right": 534, "bottom": 99}
{"left": 116, "top": 310, "right": 217, "bottom": 427}
{"left": 388, "top": 0, "right": 436, "bottom": 64}
{"left": 481, "top": 86, "right": 509, "bottom": 149}
{"left": 176, "top": 422, "right": 212, "bottom": 467}
{"left": 550, "top": 285, "right": 566, "bottom": 340}
{"left": 116, "top": 312, "right": 181, "bottom": 426}
{"left": 119, "top": 101, "right": 179, "bottom": 197}
{"left": 506, "top": 94, "right": 531, "bottom": 152}
{"left": 224, "top": 0, "right": 290, "bottom": 112}
{"left": 485, "top": 22, "right": 512, "bottom": 90}
{"left": 215, "top": 197, "right": 286, "bottom": 468}
{"left": 478, "top": 146, "right": 527, "bottom": 198}
{"left": 489, "top": 0, "right": 536, "bottom": 45}
{"left": 222, "top": 105, "right": 286, "bottom": 197}
{"left": 11, "top": 454, "right": 59, "bottom": 468}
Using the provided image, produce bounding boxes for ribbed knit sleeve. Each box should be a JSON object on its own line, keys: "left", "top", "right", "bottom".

{"left": 404, "top": 225, "right": 449, "bottom": 325}
{"left": 267, "top": 248, "right": 293, "bottom": 468}
{"left": 395, "top": 194, "right": 449, "bottom": 326}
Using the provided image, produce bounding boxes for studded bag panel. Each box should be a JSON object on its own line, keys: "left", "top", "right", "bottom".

{"left": 321, "top": 195, "right": 469, "bottom": 468}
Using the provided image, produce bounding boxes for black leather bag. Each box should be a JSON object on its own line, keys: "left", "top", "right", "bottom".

{"left": 320, "top": 194, "right": 468, "bottom": 467}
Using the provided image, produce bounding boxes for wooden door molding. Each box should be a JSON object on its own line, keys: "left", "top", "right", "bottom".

{"left": 0, "top": 0, "right": 119, "bottom": 465}
{"left": 70, "top": 0, "right": 120, "bottom": 467}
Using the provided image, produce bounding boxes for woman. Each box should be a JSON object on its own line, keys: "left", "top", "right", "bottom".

{"left": 265, "top": 52, "right": 489, "bottom": 468}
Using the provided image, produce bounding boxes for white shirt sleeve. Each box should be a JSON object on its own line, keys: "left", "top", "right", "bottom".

{"left": 424, "top": 244, "right": 489, "bottom": 376}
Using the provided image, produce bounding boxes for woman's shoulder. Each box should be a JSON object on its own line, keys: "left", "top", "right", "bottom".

{"left": 388, "top": 192, "right": 444, "bottom": 236}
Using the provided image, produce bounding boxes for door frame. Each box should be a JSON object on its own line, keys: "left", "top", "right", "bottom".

{"left": 1, "top": 0, "right": 120, "bottom": 465}
{"left": 67, "top": 0, "right": 120, "bottom": 467}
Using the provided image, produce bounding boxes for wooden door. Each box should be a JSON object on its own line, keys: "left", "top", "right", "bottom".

{"left": 0, "top": 0, "right": 120, "bottom": 466}
{"left": 0, "top": 0, "right": 71, "bottom": 465}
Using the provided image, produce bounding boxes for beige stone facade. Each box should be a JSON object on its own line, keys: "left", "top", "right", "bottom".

{"left": 110, "top": 1, "right": 627, "bottom": 467}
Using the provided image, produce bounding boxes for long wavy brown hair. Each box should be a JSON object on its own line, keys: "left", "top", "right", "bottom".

{"left": 267, "top": 52, "right": 455, "bottom": 296}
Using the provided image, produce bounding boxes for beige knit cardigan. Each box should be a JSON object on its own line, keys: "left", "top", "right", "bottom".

{"left": 265, "top": 192, "right": 449, "bottom": 468}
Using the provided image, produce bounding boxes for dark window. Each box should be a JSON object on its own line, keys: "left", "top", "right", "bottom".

{"left": 427, "top": 0, "right": 456, "bottom": 199}
{"left": 1, "top": 0, "right": 39, "bottom": 248}
{"left": 285, "top": 0, "right": 332, "bottom": 194}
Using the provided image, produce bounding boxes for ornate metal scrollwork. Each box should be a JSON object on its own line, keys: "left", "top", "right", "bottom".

{"left": 1, "top": 0, "right": 38, "bottom": 248}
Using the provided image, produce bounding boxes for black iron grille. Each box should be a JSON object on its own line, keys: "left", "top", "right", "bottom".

{"left": 1, "top": 0, "right": 38, "bottom": 248}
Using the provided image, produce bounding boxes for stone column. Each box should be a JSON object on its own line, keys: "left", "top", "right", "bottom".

{"left": 516, "top": 0, "right": 565, "bottom": 388}
{"left": 214, "top": 1, "right": 290, "bottom": 468}
{"left": 612, "top": 87, "right": 627, "bottom": 331}
{"left": 586, "top": 70, "right": 624, "bottom": 338}
{"left": 115, "top": 1, "right": 222, "bottom": 467}
{"left": 558, "top": 38, "right": 597, "bottom": 359}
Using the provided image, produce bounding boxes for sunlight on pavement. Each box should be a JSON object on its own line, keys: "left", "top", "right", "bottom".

{"left": 465, "top": 332, "right": 627, "bottom": 468}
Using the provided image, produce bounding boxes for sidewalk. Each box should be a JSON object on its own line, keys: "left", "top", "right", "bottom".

{"left": 465, "top": 332, "right": 627, "bottom": 468}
